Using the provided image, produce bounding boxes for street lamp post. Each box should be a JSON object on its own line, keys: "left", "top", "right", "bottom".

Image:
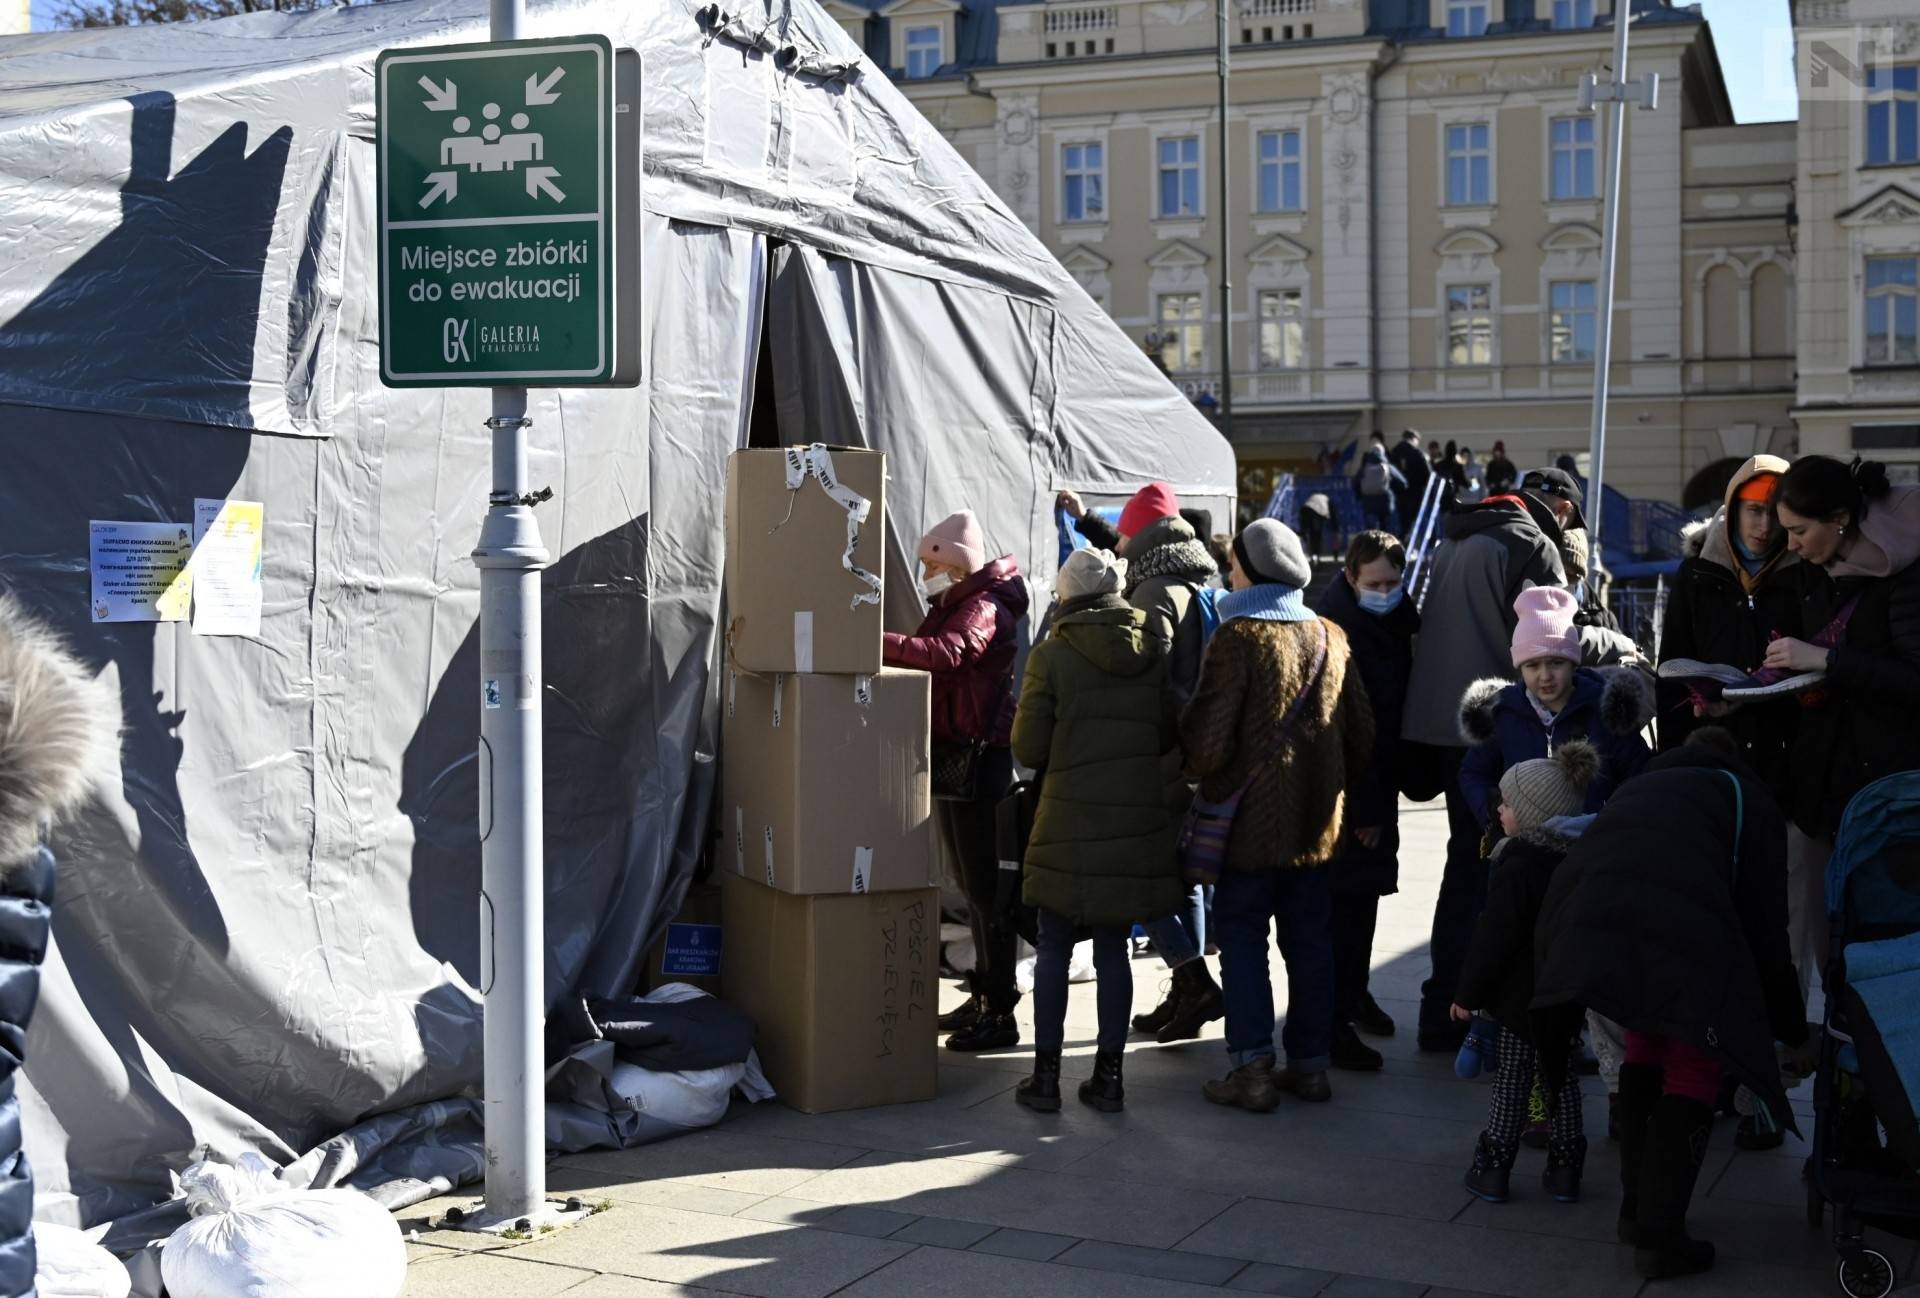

{"left": 1578, "top": 4, "right": 1659, "bottom": 564}
{"left": 1215, "top": 0, "right": 1233, "bottom": 441}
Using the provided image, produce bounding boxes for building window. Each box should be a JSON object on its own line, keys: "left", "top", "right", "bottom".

{"left": 1062, "top": 143, "right": 1105, "bottom": 222}
{"left": 1550, "top": 116, "right": 1596, "bottom": 200}
{"left": 1258, "top": 289, "right": 1305, "bottom": 369}
{"left": 1549, "top": 280, "right": 1597, "bottom": 363}
{"left": 1158, "top": 135, "right": 1202, "bottom": 218}
{"left": 1258, "top": 130, "right": 1304, "bottom": 212}
{"left": 1447, "top": 284, "right": 1493, "bottom": 366}
{"left": 1865, "top": 255, "right": 1919, "bottom": 366}
{"left": 1866, "top": 65, "right": 1920, "bottom": 166}
{"left": 1551, "top": 0, "right": 1593, "bottom": 29}
{"left": 1446, "top": 123, "right": 1491, "bottom": 205}
{"left": 904, "top": 25, "right": 943, "bottom": 79}
{"left": 1157, "top": 294, "right": 1206, "bottom": 372}
{"left": 1446, "top": 1, "right": 1490, "bottom": 38}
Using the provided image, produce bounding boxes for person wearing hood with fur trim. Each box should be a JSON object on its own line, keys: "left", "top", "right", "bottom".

{"left": 1010, "top": 549, "right": 1184, "bottom": 1116}
{"left": 1456, "top": 589, "right": 1654, "bottom": 832}
{"left": 1184, "top": 520, "right": 1375, "bottom": 1113}
{"left": 887, "top": 511, "right": 1032, "bottom": 1052}
{"left": 1453, "top": 741, "right": 1600, "bottom": 1206}
{"left": 0, "top": 597, "right": 119, "bottom": 1295}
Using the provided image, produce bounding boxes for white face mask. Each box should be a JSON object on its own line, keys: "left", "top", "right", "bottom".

{"left": 922, "top": 572, "right": 956, "bottom": 599}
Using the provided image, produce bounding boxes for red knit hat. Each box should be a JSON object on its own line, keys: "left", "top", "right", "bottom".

{"left": 1118, "top": 482, "right": 1180, "bottom": 540}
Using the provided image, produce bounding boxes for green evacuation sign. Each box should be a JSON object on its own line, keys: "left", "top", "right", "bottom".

{"left": 377, "top": 34, "right": 613, "bottom": 386}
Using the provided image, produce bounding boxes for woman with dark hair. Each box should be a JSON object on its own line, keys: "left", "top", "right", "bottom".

{"left": 1765, "top": 456, "right": 1920, "bottom": 968}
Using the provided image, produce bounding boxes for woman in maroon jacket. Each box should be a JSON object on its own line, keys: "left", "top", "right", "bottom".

{"left": 886, "top": 510, "right": 1030, "bottom": 1051}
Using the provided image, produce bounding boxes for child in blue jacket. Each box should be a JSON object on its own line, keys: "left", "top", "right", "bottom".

{"left": 1456, "top": 587, "right": 1654, "bottom": 832}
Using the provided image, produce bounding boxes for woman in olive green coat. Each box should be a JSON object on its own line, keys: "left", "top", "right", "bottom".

{"left": 1009, "top": 547, "right": 1185, "bottom": 1116}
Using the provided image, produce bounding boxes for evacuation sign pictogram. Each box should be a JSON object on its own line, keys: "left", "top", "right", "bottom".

{"left": 377, "top": 34, "right": 615, "bottom": 385}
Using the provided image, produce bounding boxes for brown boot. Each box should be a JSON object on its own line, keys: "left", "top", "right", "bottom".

{"left": 1203, "top": 1057, "right": 1282, "bottom": 1113}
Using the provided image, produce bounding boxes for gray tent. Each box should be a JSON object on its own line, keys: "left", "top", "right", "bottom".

{"left": 0, "top": 0, "right": 1233, "bottom": 1228}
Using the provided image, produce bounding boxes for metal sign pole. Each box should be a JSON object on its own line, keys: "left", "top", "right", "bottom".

{"left": 474, "top": 0, "right": 548, "bottom": 1228}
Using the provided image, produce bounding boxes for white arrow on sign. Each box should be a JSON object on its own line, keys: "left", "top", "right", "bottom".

{"left": 419, "top": 171, "right": 459, "bottom": 209}
{"left": 525, "top": 166, "right": 565, "bottom": 203}
{"left": 418, "top": 76, "right": 458, "bottom": 112}
{"left": 525, "top": 67, "right": 565, "bottom": 106}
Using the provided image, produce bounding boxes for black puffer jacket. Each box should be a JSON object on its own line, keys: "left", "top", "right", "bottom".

{"left": 0, "top": 598, "right": 119, "bottom": 1297}
{"left": 1532, "top": 745, "right": 1807, "bottom": 1129}
{"left": 1790, "top": 488, "right": 1920, "bottom": 833}
{"left": 1313, "top": 574, "right": 1419, "bottom": 895}
{"left": 1455, "top": 826, "right": 1576, "bottom": 1044}
{"left": 1658, "top": 514, "right": 1806, "bottom": 807}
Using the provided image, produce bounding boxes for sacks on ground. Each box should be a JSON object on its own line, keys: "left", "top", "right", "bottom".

{"left": 159, "top": 1154, "right": 404, "bottom": 1298}
{"left": 33, "top": 1222, "right": 130, "bottom": 1298}
{"left": 1014, "top": 941, "right": 1097, "bottom": 993}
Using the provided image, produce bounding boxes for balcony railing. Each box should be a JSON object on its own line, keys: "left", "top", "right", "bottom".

{"left": 1044, "top": 3, "right": 1118, "bottom": 34}
{"left": 1163, "top": 369, "right": 1316, "bottom": 404}
{"left": 1238, "top": 0, "right": 1315, "bottom": 16}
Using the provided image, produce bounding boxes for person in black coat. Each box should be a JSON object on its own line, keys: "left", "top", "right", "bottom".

{"left": 1451, "top": 741, "right": 1599, "bottom": 1206}
{"left": 1389, "top": 431, "right": 1432, "bottom": 535}
{"left": 1313, "top": 531, "right": 1419, "bottom": 1071}
{"left": 0, "top": 596, "right": 120, "bottom": 1297}
{"left": 1531, "top": 729, "right": 1808, "bottom": 1280}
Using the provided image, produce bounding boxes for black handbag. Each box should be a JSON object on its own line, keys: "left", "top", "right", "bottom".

{"left": 931, "top": 739, "right": 986, "bottom": 801}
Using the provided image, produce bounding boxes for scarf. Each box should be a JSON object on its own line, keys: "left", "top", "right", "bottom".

{"left": 1216, "top": 584, "right": 1314, "bottom": 624}
{"left": 1729, "top": 531, "right": 1786, "bottom": 595}
{"left": 1124, "top": 537, "right": 1217, "bottom": 596}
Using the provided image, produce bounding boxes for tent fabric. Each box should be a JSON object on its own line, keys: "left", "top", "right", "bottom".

{"left": 0, "top": 0, "right": 1233, "bottom": 1231}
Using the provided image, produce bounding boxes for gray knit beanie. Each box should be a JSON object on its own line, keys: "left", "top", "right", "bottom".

{"left": 1057, "top": 547, "right": 1125, "bottom": 602}
{"left": 1234, "top": 518, "right": 1312, "bottom": 590}
{"left": 1498, "top": 740, "right": 1601, "bottom": 832}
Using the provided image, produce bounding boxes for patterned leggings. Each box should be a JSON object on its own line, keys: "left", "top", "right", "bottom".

{"left": 1486, "top": 1027, "right": 1585, "bottom": 1150}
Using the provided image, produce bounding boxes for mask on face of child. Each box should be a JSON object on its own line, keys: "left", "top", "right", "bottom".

{"left": 922, "top": 572, "right": 956, "bottom": 599}
{"left": 1357, "top": 585, "right": 1404, "bottom": 616}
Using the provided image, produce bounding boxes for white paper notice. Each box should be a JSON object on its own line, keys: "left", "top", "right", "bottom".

{"left": 190, "top": 499, "right": 265, "bottom": 637}
{"left": 89, "top": 521, "right": 192, "bottom": 623}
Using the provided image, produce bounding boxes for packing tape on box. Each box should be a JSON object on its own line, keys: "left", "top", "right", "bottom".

{"left": 763, "top": 827, "right": 776, "bottom": 887}
{"left": 793, "top": 612, "right": 813, "bottom": 673}
{"left": 735, "top": 806, "right": 745, "bottom": 875}
{"left": 852, "top": 846, "right": 873, "bottom": 894}
{"left": 771, "top": 673, "right": 784, "bottom": 727}
{"left": 775, "top": 444, "right": 884, "bottom": 611}
{"left": 726, "top": 670, "right": 737, "bottom": 719}
{"left": 853, "top": 674, "right": 872, "bottom": 723}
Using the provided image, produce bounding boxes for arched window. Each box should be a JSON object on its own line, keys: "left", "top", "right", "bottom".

{"left": 1751, "top": 262, "right": 1791, "bottom": 357}
{"left": 1704, "top": 264, "right": 1741, "bottom": 359}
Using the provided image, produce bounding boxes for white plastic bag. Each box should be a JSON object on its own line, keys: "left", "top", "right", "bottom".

{"left": 33, "top": 1222, "right": 130, "bottom": 1298}
{"left": 605, "top": 982, "right": 776, "bottom": 1130}
{"left": 1014, "top": 940, "right": 1097, "bottom": 993}
{"left": 160, "top": 1154, "right": 405, "bottom": 1298}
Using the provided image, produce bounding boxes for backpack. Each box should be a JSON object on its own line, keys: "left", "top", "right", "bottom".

{"left": 1360, "top": 458, "right": 1391, "bottom": 497}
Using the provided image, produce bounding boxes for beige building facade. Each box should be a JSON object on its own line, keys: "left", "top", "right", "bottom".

{"left": 860, "top": 0, "right": 1800, "bottom": 508}
{"left": 1791, "top": 0, "right": 1920, "bottom": 482}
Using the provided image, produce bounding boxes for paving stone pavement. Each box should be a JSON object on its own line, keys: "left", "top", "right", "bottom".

{"left": 402, "top": 800, "right": 1906, "bottom": 1298}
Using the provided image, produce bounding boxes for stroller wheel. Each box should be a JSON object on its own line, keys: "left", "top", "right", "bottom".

{"left": 1836, "top": 1248, "right": 1895, "bottom": 1298}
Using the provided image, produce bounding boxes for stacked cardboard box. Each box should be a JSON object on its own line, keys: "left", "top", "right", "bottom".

{"left": 720, "top": 447, "right": 940, "bottom": 1113}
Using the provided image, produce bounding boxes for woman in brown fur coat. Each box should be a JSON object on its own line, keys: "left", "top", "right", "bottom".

{"left": 1183, "top": 520, "right": 1374, "bottom": 1113}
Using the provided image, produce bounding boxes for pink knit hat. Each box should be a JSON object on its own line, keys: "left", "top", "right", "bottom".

{"left": 1510, "top": 587, "right": 1582, "bottom": 667}
{"left": 1118, "top": 482, "right": 1180, "bottom": 540}
{"left": 919, "top": 510, "right": 987, "bottom": 575}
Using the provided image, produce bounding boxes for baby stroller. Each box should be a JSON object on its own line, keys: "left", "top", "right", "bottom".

{"left": 1807, "top": 771, "right": 1920, "bottom": 1298}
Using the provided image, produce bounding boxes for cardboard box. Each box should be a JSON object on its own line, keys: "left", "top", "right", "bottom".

{"left": 721, "top": 873, "right": 938, "bottom": 1113}
{"left": 643, "top": 881, "right": 724, "bottom": 996}
{"left": 724, "top": 666, "right": 935, "bottom": 895}
{"left": 725, "top": 446, "right": 887, "bottom": 675}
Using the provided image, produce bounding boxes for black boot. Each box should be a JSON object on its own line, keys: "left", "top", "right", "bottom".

{"left": 1132, "top": 982, "right": 1178, "bottom": 1035}
{"left": 1331, "top": 1022, "right": 1384, "bottom": 1072}
{"left": 1614, "top": 1063, "right": 1661, "bottom": 1244}
{"left": 1544, "top": 1136, "right": 1588, "bottom": 1203}
{"left": 1352, "top": 991, "right": 1396, "bottom": 1037}
{"left": 1464, "top": 1132, "right": 1517, "bottom": 1203}
{"left": 1634, "top": 1095, "right": 1717, "bottom": 1279}
{"left": 945, "top": 1010, "right": 1019, "bottom": 1053}
{"left": 1078, "top": 1050, "right": 1125, "bottom": 1113}
{"left": 938, "top": 993, "right": 983, "bottom": 1033}
{"left": 1156, "top": 961, "right": 1225, "bottom": 1043}
{"left": 1016, "top": 1050, "right": 1062, "bottom": 1113}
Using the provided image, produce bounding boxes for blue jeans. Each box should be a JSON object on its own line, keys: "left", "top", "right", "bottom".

{"left": 1214, "top": 868, "right": 1336, "bottom": 1072}
{"left": 1142, "top": 883, "right": 1207, "bottom": 968}
{"left": 1033, "top": 908, "right": 1132, "bottom": 1054}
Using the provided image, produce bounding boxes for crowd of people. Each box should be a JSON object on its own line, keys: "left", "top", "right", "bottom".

{"left": 880, "top": 449, "right": 1920, "bottom": 1281}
